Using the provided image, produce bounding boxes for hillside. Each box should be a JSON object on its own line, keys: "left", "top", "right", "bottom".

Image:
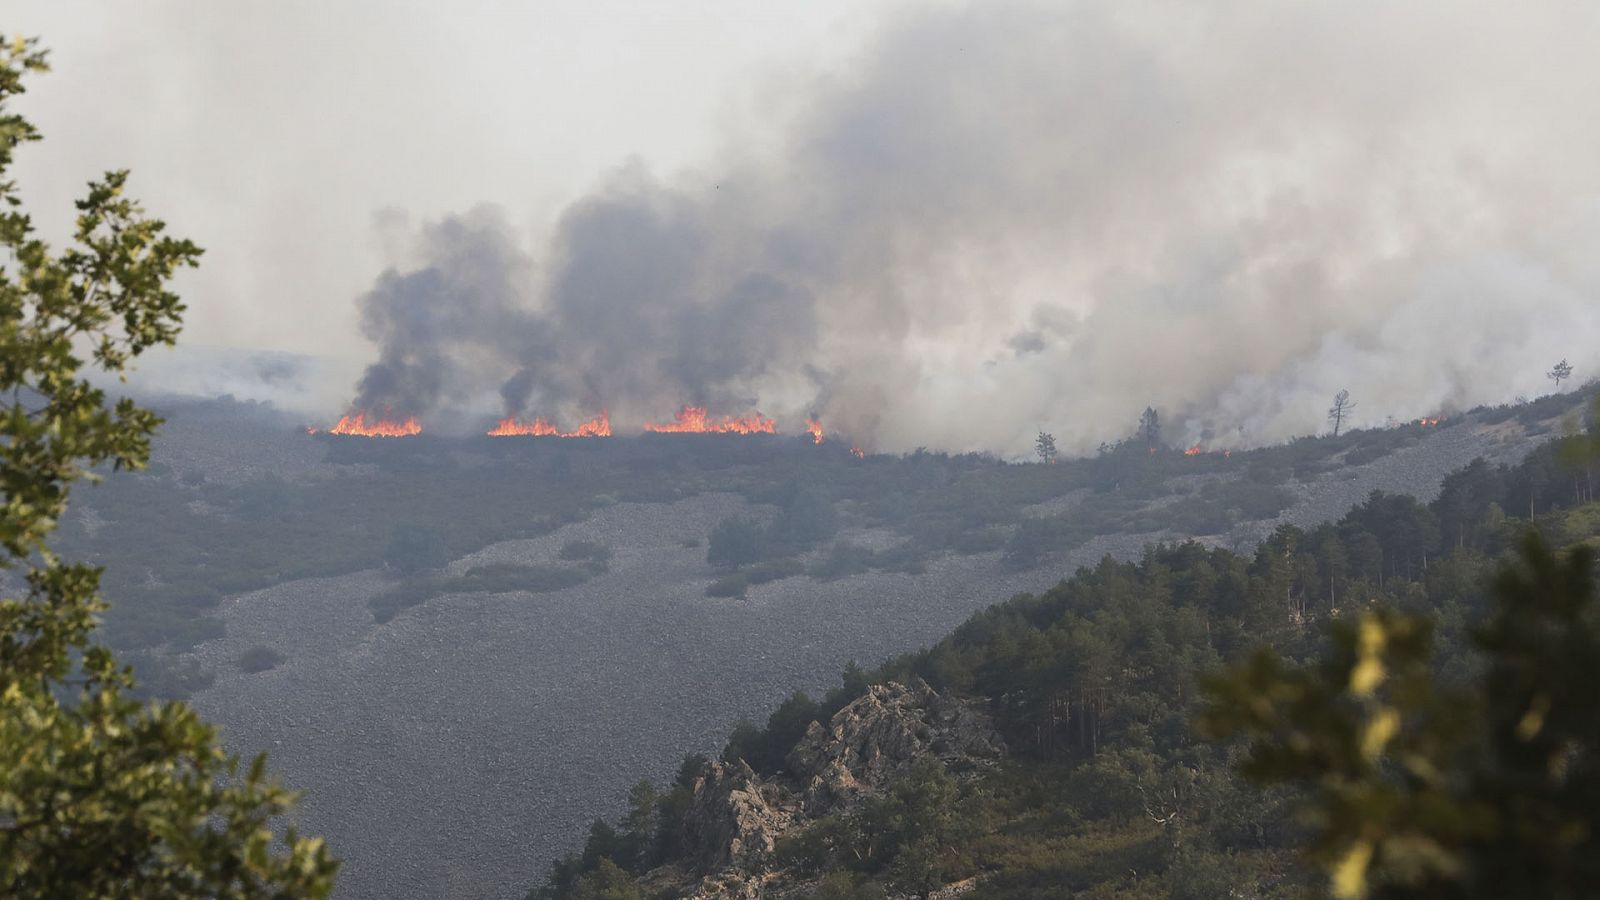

{"left": 55, "top": 387, "right": 1596, "bottom": 899}
{"left": 537, "top": 398, "right": 1600, "bottom": 898}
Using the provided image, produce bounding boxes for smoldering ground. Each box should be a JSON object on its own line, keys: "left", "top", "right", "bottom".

{"left": 345, "top": 1, "right": 1600, "bottom": 455}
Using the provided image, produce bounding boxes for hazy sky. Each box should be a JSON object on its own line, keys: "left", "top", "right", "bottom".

{"left": 8, "top": 1, "right": 882, "bottom": 354}
{"left": 9, "top": 3, "right": 1600, "bottom": 454}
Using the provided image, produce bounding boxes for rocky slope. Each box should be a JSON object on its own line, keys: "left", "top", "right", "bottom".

{"left": 640, "top": 680, "right": 1003, "bottom": 899}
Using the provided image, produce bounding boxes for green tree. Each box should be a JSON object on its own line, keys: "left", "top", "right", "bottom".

{"left": 1200, "top": 533, "right": 1600, "bottom": 899}
{"left": 618, "top": 780, "right": 658, "bottom": 870}
{"left": 568, "top": 860, "right": 641, "bottom": 900}
{"left": 0, "top": 37, "right": 336, "bottom": 897}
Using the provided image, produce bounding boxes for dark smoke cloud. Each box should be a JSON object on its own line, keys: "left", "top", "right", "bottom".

{"left": 353, "top": 208, "right": 548, "bottom": 419}
{"left": 354, "top": 170, "right": 822, "bottom": 427}
{"left": 349, "top": 1, "right": 1600, "bottom": 453}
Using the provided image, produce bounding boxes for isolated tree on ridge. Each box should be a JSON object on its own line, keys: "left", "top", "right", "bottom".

{"left": 1328, "top": 389, "right": 1356, "bottom": 437}
{"left": 1138, "top": 406, "right": 1161, "bottom": 450}
{"left": 1549, "top": 358, "right": 1573, "bottom": 390}
{"left": 1035, "top": 431, "right": 1057, "bottom": 464}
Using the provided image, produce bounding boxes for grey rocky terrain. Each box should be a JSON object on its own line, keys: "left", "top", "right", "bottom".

{"left": 186, "top": 494, "right": 1070, "bottom": 900}
{"left": 163, "top": 402, "right": 1574, "bottom": 899}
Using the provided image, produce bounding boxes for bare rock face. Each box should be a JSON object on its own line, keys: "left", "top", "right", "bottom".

{"left": 667, "top": 680, "right": 1004, "bottom": 897}
{"left": 786, "top": 679, "right": 1004, "bottom": 815}
{"left": 682, "top": 759, "right": 799, "bottom": 874}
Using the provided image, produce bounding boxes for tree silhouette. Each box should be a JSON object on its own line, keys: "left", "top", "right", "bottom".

{"left": 1035, "top": 431, "right": 1058, "bottom": 464}
{"left": 1138, "top": 407, "right": 1162, "bottom": 450}
{"left": 1328, "top": 389, "right": 1356, "bottom": 437}
{"left": 1549, "top": 358, "right": 1574, "bottom": 390}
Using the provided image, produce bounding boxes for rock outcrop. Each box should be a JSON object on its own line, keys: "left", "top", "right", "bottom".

{"left": 681, "top": 759, "right": 798, "bottom": 873}
{"left": 659, "top": 679, "right": 1004, "bottom": 897}
{"left": 787, "top": 679, "right": 1004, "bottom": 816}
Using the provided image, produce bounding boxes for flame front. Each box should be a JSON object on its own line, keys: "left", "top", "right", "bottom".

{"left": 568, "top": 410, "right": 612, "bottom": 437}
{"left": 488, "top": 409, "right": 611, "bottom": 437}
{"left": 805, "top": 418, "right": 825, "bottom": 445}
{"left": 328, "top": 412, "right": 422, "bottom": 437}
{"left": 1418, "top": 417, "right": 1442, "bottom": 426}
{"left": 1184, "top": 444, "right": 1203, "bottom": 456}
{"left": 850, "top": 446, "right": 865, "bottom": 459}
{"left": 487, "top": 417, "right": 561, "bottom": 437}
{"left": 644, "top": 406, "right": 777, "bottom": 435}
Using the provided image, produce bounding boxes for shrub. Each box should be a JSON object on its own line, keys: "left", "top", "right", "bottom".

{"left": 238, "top": 645, "right": 287, "bottom": 674}
{"left": 707, "top": 517, "right": 769, "bottom": 568}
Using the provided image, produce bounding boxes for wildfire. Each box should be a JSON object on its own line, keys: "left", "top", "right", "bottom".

{"left": 805, "top": 418, "right": 825, "bottom": 445}
{"left": 328, "top": 411, "right": 422, "bottom": 437}
{"left": 1184, "top": 444, "right": 1203, "bottom": 456}
{"left": 850, "top": 446, "right": 865, "bottom": 459}
{"left": 487, "top": 409, "right": 611, "bottom": 438}
{"left": 1417, "top": 417, "right": 1443, "bottom": 426}
{"left": 645, "top": 406, "right": 777, "bottom": 435}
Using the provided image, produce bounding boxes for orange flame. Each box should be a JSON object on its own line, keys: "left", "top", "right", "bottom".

{"left": 805, "top": 418, "right": 825, "bottom": 445}
{"left": 1417, "top": 416, "right": 1442, "bottom": 426}
{"left": 850, "top": 446, "right": 865, "bottom": 459}
{"left": 329, "top": 411, "right": 422, "bottom": 437}
{"left": 644, "top": 406, "right": 777, "bottom": 435}
{"left": 488, "top": 409, "right": 611, "bottom": 438}
{"left": 568, "top": 410, "right": 612, "bottom": 437}
{"left": 1184, "top": 444, "right": 1203, "bottom": 456}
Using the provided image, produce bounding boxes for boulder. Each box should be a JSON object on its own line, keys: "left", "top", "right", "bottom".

{"left": 681, "top": 759, "right": 799, "bottom": 873}
{"left": 786, "top": 679, "right": 1003, "bottom": 815}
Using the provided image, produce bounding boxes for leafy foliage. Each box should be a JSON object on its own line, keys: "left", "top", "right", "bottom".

{"left": 1202, "top": 534, "right": 1600, "bottom": 899}
{"left": 0, "top": 36, "right": 336, "bottom": 897}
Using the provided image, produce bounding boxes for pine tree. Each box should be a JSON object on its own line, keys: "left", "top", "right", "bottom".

{"left": 1200, "top": 533, "right": 1600, "bottom": 899}
{"left": 1035, "top": 431, "right": 1058, "bottom": 464}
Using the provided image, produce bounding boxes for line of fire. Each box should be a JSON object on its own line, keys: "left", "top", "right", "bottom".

{"left": 308, "top": 405, "right": 836, "bottom": 446}
{"left": 307, "top": 407, "right": 1444, "bottom": 463}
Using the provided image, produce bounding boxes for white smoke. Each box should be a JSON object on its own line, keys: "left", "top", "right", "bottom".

{"left": 348, "top": 0, "right": 1600, "bottom": 454}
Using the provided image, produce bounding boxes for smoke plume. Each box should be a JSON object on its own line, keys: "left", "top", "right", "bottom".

{"left": 349, "top": 1, "right": 1600, "bottom": 455}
